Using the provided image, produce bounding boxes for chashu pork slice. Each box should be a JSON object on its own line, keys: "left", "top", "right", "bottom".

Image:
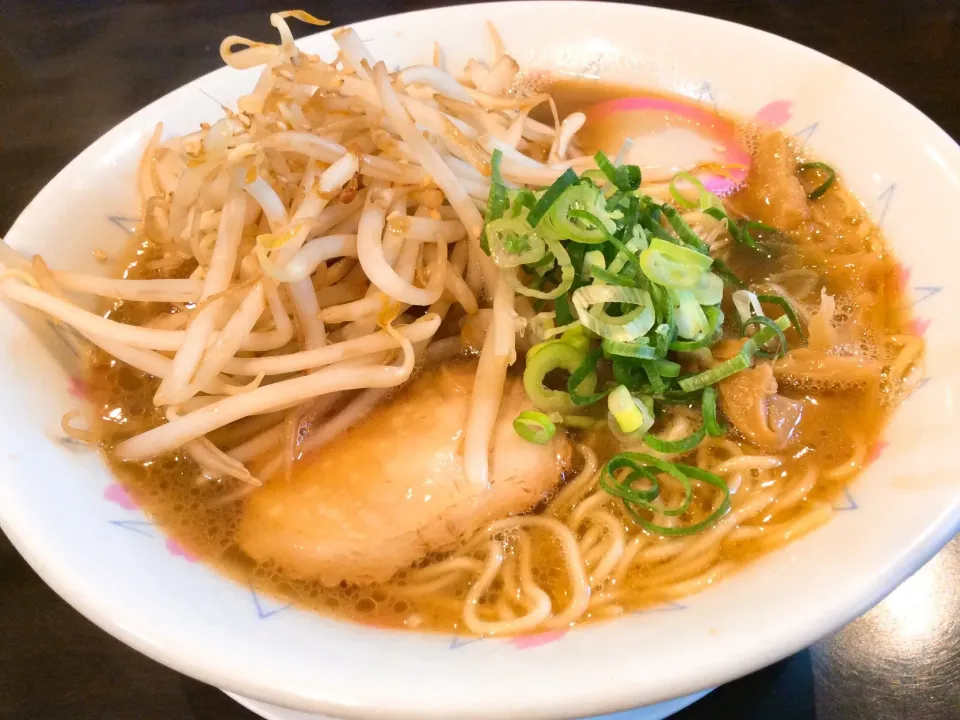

{"left": 237, "top": 360, "right": 571, "bottom": 585}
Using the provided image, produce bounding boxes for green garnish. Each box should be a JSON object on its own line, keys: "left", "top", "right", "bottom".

{"left": 756, "top": 293, "right": 806, "bottom": 345}
{"left": 523, "top": 340, "right": 597, "bottom": 414}
{"left": 513, "top": 411, "right": 557, "bottom": 444}
{"left": 526, "top": 168, "right": 579, "bottom": 228}
{"left": 643, "top": 425, "right": 706, "bottom": 454}
{"left": 567, "top": 348, "right": 611, "bottom": 406}
{"left": 797, "top": 162, "right": 836, "bottom": 200}
{"left": 702, "top": 386, "right": 726, "bottom": 437}
{"left": 599, "top": 453, "right": 730, "bottom": 536}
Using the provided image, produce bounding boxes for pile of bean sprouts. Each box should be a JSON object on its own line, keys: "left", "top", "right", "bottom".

{"left": 0, "top": 12, "right": 597, "bottom": 488}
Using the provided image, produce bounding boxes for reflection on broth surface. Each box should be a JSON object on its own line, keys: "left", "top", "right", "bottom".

{"left": 77, "top": 74, "right": 920, "bottom": 635}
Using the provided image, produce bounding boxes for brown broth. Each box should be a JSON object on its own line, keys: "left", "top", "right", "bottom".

{"left": 86, "top": 79, "right": 920, "bottom": 634}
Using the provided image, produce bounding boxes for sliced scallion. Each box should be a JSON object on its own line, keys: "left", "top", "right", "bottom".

{"left": 602, "top": 337, "right": 659, "bottom": 360}
{"left": 481, "top": 148, "right": 508, "bottom": 254}
{"left": 672, "top": 289, "right": 710, "bottom": 340}
{"left": 513, "top": 411, "right": 557, "bottom": 445}
{"left": 572, "top": 285, "right": 656, "bottom": 342}
{"left": 608, "top": 385, "right": 654, "bottom": 434}
{"left": 640, "top": 359, "right": 667, "bottom": 394}
{"left": 485, "top": 217, "right": 545, "bottom": 268}
{"left": 511, "top": 188, "right": 538, "bottom": 218}
{"left": 798, "top": 162, "right": 836, "bottom": 200}
{"left": 523, "top": 340, "right": 597, "bottom": 413}
{"left": 741, "top": 315, "right": 788, "bottom": 359}
{"left": 568, "top": 347, "right": 611, "bottom": 406}
{"left": 542, "top": 186, "right": 616, "bottom": 243}
{"left": 677, "top": 348, "right": 752, "bottom": 392}
{"left": 692, "top": 271, "right": 724, "bottom": 305}
{"left": 756, "top": 293, "right": 806, "bottom": 345}
{"left": 639, "top": 241, "right": 709, "bottom": 290}
{"left": 644, "top": 425, "right": 706, "bottom": 454}
{"left": 677, "top": 315, "right": 790, "bottom": 391}
{"left": 526, "top": 168, "right": 579, "bottom": 228}
{"left": 594, "top": 150, "right": 642, "bottom": 192}
{"left": 503, "top": 234, "right": 574, "bottom": 300}
{"left": 701, "top": 386, "right": 726, "bottom": 437}
{"left": 582, "top": 250, "right": 606, "bottom": 280}
{"left": 661, "top": 205, "right": 710, "bottom": 254}
{"left": 599, "top": 453, "right": 730, "bottom": 536}
{"left": 670, "top": 306, "right": 723, "bottom": 352}
{"left": 669, "top": 171, "right": 723, "bottom": 211}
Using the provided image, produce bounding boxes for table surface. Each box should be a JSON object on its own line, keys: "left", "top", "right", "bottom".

{"left": 1, "top": 1, "right": 959, "bottom": 718}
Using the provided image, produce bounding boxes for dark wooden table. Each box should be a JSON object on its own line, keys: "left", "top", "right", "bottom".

{"left": 1, "top": 1, "right": 959, "bottom": 718}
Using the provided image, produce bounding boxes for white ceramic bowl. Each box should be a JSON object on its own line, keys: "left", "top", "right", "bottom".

{"left": 1, "top": 2, "right": 958, "bottom": 719}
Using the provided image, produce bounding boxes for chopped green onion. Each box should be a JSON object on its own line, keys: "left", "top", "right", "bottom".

{"left": 582, "top": 250, "right": 606, "bottom": 279}
{"left": 611, "top": 356, "right": 649, "bottom": 391}
{"left": 511, "top": 189, "right": 537, "bottom": 218}
{"left": 647, "top": 284, "right": 678, "bottom": 358}
{"left": 564, "top": 207, "right": 616, "bottom": 243}
{"left": 526, "top": 251, "right": 556, "bottom": 277}
{"left": 678, "top": 344, "right": 752, "bottom": 392}
{"left": 580, "top": 169, "right": 608, "bottom": 187}
{"left": 568, "top": 348, "right": 611, "bottom": 406}
{"left": 560, "top": 324, "right": 592, "bottom": 352}
{"left": 513, "top": 411, "right": 556, "bottom": 444}
{"left": 639, "top": 239, "right": 710, "bottom": 290}
{"left": 639, "top": 212, "right": 677, "bottom": 244}
{"left": 541, "top": 185, "right": 616, "bottom": 243}
{"left": 599, "top": 453, "right": 730, "bottom": 536}
{"left": 644, "top": 425, "right": 706, "bottom": 454}
{"left": 605, "top": 233, "right": 645, "bottom": 276}
{"left": 640, "top": 359, "right": 667, "bottom": 394}
{"left": 702, "top": 386, "right": 726, "bottom": 437}
{"left": 756, "top": 293, "right": 806, "bottom": 345}
{"left": 677, "top": 315, "right": 791, "bottom": 391}
{"left": 526, "top": 168, "right": 579, "bottom": 227}
{"left": 608, "top": 385, "right": 653, "bottom": 434}
{"left": 572, "top": 285, "right": 656, "bottom": 342}
{"left": 485, "top": 217, "right": 546, "bottom": 268}
{"left": 741, "top": 315, "right": 788, "bottom": 359}
{"left": 797, "top": 162, "right": 836, "bottom": 200}
{"left": 652, "top": 359, "right": 682, "bottom": 377}
{"left": 669, "top": 171, "right": 723, "bottom": 211}
{"left": 661, "top": 205, "right": 710, "bottom": 254}
{"left": 590, "top": 266, "right": 636, "bottom": 287}
{"left": 670, "top": 306, "right": 723, "bottom": 352}
{"left": 554, "top": 292, "right": 575, "bottom": 326}
{"left": 743, "top": 221, "right": 777, "bottom": 246}
{"left": 503, "top": 234, "right": 574, "bottom": 300}
{"left": 481, "top": 149, "right": 507, "bottom": 254}
{"left": 608, "top": 225, "right": 648, "bottom": 275}
{"left": 692, "top": 271, "right": 724, "bottom": 305}
{"left": 594, "top": 150, "right": 642, "bottom": 191}
{"left": 523, "top": 340, "right": 597, "bottom": 413}
{"left": 649, "top": 237, "right": 713, "bottom": 271}
{"left": 703, "top": 206, "right": 761, "bottom": 250}
{"left": 602, "top": 337, "right": 658, "bottom": 360}
{"left": 672, "top": 289, "right": 710, "bottom": 340}
{"left": 749, "top": 312, "right": 791, "bottom": 346}
{"left": 601, "top": 453, "right": 691, "bottom": 512}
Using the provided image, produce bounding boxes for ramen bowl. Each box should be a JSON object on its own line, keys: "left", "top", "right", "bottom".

{"left": 0, "top": 2, "right": 958, "bottom": 718}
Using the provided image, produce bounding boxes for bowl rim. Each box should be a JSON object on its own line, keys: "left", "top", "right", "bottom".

{"left": 2, "top": 2, "right": 960, "bottom": 719}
